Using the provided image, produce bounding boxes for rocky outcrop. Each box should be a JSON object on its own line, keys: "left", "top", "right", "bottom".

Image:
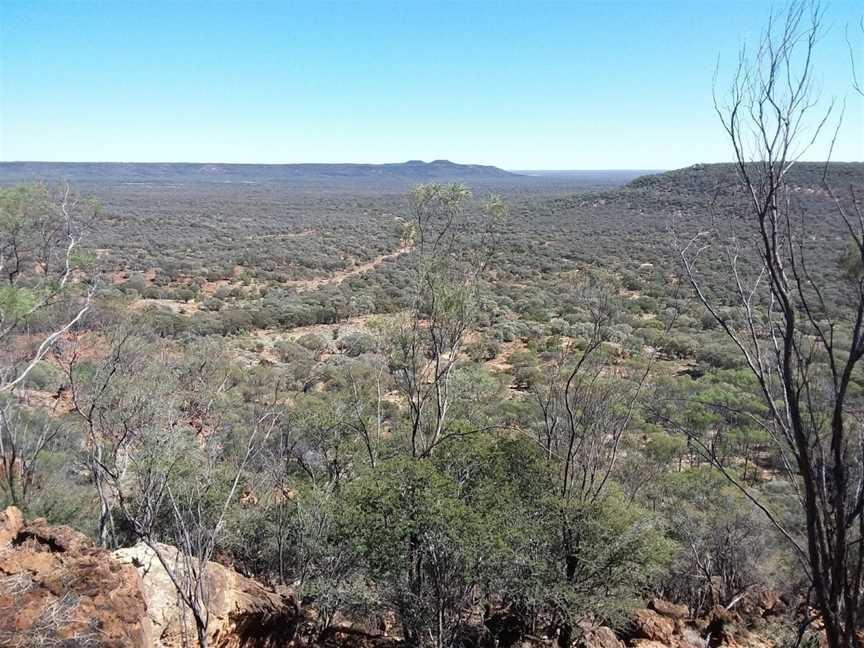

{"left": 0, "top": 505, "right": 152, "bottom": 648}
{"left": 622, "top": 597, "right": 777, "bottom": 648}
{"left": 113, "top": 542, "right": 299, "bottom": 648}
{"left": 647, "top": 599, "right": 688, "bottom": 621}
{"left": 577, "top": 625, "right": 623, "bottom": 648}
{"left": 0, "top": 506, "right": 300, "bottom": 648}
{"left": 626, "top": 609, "right": 677, "bottom": 645}
{"left": 728, "top": 587, "right": 787, "bottom": 627}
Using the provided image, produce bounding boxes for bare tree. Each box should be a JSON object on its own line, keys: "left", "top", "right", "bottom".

{"left": 0, "top": 183, "right": 92, "bottom": 514}
{"left": 0, "top": 184, "right": 93, "bottom": 393}
{"left": 0, "top": 403, "right": 63, "bottom": 510}
{"left": 679, "top": 3, "right": 864, "bottom": 645}
{"left": 117, "top": 410, "right": 277, "bottom": 648}
{"left": 63, "top": 326, "right": 150, "bottom": 547}
{"left": 342, "top": 353, "right": 389, "bottom": 469}
{"left": 532, "top": 287, "right": 652, "bottom": 583}
{"left": 261, "top": 418, "right": 300, "bottom": 586}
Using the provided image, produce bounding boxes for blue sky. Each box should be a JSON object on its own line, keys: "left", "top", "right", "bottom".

{"left": 1, "top": 1, "right": 861, "bottom": 169}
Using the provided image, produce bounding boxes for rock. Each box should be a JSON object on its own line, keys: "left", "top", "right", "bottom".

{"left": 731, "top": 587, "right": 785, "bottom": 622}
{"left": 0, "top": 505, "right": 23, "bottom": 545}
{"left": 330, "top": 610, "right": 389, "bottom": 635}
{"left": 0, "top": 505, "right": 152, "bottom": 648}
{"left": 517, "top": 637, "right": 556, "bottom": 648}
{"left": 319, "top": 611, "right": 403, "bottom": 648}
{"left": 578, "top": 625, "right": 623, "bottom": 648}
{"left": 627, "top": 609, "right": 676, "bottom": 645}
{"left": 649, "top": 598, "right": 689, "bottom": 620}
{"left": 113, "top": 541, "right": 299, "bottom": 648}
{"left": 318, "top": 624, "right": 402, "bottom": 648}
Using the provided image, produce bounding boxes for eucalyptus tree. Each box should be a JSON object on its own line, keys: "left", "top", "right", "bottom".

{"left": 386, "top": 183, "right": 505, "bottom": 458}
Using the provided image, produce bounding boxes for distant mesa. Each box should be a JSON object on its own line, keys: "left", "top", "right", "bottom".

{"left": 0, "top": 159, "right": 520, "bottom": 188}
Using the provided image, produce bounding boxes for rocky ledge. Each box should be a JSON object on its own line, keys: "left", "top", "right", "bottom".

{"left": 0, "top": 506, "right": 298, "bottom": 648}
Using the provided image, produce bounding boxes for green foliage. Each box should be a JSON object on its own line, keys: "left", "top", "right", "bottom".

{"left": 20, "top": 360, "right": 64, "bottom": 391}
{"left": 0, "top": 286, "right": 37, "bottom": 320}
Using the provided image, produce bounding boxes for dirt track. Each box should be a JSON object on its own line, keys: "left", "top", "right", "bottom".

{"left": 284, "top": 244, "right": 412, "bottom": 292}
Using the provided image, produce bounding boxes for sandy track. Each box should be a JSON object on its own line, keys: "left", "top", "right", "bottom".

{"left": 285, "top": 244, "right": 412, "bottom": 292}
{"left": 129, "top": 244, "right": 412, "bottom": 313}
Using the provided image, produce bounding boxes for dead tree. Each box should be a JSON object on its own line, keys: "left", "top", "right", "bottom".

{"left": 117, "top": 411, "right": 277, "bottom": 648}
{"left": 679, "top": 3, "right": 864, "bottom": 645}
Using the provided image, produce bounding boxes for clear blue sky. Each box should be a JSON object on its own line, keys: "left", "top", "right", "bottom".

{"left": 1, "top": 0, "right": 861, "bottom": 169}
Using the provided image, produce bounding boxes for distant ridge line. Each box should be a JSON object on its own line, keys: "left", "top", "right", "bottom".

{"left": 0, "top": 161, "right": 658, "bottom": 191}
{"left": 0, "top": 159, "right": 518, "bottom": 179}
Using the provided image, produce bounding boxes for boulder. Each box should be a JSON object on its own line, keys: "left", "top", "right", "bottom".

{"left": 0, "top": 505, "right": 23, "bottom": 545}
{"left": 701, "top": 605, "right": 778, "bottom": 648}
{"left": 627, "top": 609, "right": 676, "bottom": 645}
{"left": 517, "top": 637, "right": 556, "bottom": 648}
{"left": 704, "top": 605, "right": 739, "bottom": 640}
{"left": 113, "top": 541, "right": 299, "bottom": 648}
{"left": 649, "top": 598, "right": 689, "bottom": 620}
{"left": 0, "top": 505, "right": 152, "bottom": 648}
{"left": 578, "top": 625, "right": 623, "bottom": 648}
{"left": 731, "top": 587, "right": 785, "bottom": 622}
{"left": 318, "top": 624, "right": 402, "bottom": 648}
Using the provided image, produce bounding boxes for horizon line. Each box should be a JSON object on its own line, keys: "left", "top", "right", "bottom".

{"left": 1, "top": 159, "right": 860, "bottom": 171}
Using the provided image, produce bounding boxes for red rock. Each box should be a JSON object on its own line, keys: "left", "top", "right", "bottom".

{"left": 0, "top": 505, "right": 23, "bottom": 545}
{"left": 0, "top": 506, "right": 152, "bottom": 648}
{"left": 579, "top": 625, "right": 623, "bottom": 648}
{"left": 649, "top": 598, "right": 689, "bottom": 620}
{"left": 628, "top": 609, "right": 676, "bottom": 644}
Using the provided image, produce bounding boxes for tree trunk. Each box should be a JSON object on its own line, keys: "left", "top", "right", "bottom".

{"left": 196, "top": 621, "right": 208, "bottom": 648}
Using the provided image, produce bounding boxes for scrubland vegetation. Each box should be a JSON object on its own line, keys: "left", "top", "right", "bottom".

{"left": 1, "top": 4, "right": 863, "bottom": 648}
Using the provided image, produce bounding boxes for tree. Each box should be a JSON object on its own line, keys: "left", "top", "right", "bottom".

{"left": 0, "top": 402, "right": 64, "bottom": 511}
{"left": 65, "top": 325, "right": 159, "bottom": 547}
{"left": 386, "top": 184, "right": 505, "bottom": 458}
{"left": 0, "top": 184, "right": 93, "bottom": 392}
{"left": 339, "top": 457, "right": 479, "bottom": 648}
{"left": 521, "top": 283, "right": 653, "bottom": 584}
{"left": 0, "top": 183, "right": 92, "bottom": 514}
{"left": 116, "top": 406, "right": 277, "bottom": 648}
{"left": 679, "top": 3, "right": 864, "bottom": 645}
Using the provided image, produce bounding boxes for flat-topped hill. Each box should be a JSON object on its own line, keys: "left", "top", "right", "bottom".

{"left": 0, "top": 160, "right": 650, "bottom": 193}
{"left": 0, "top": 159, "right": 517, "bottom": 187}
